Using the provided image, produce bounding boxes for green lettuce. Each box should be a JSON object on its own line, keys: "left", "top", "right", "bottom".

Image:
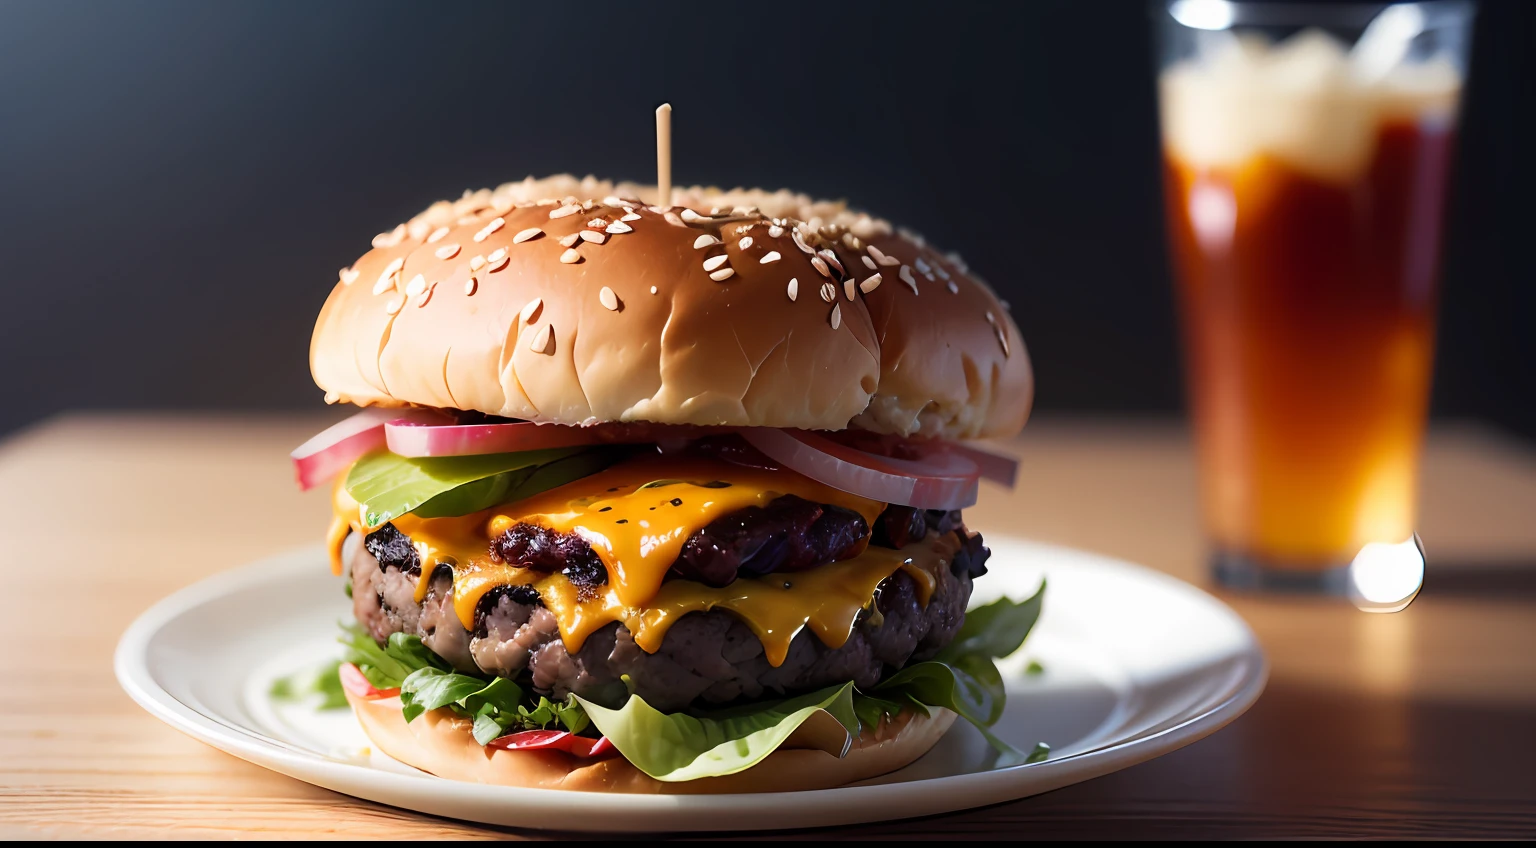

{"left": 269, "top": 659, "right": 347, "bottom": 710}
{"left": 576, "top": 682, "right": 861, "bottom": 782}
{"left": 345, "top": 447, "right": 622, "bottom": 527}
{"left": 339, "top": 625, "right": 589, "bottom": 743}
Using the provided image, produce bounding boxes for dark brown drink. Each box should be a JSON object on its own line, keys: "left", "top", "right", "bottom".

{"left": 1158, "top": 31, "right": 1463, "bottom": 582}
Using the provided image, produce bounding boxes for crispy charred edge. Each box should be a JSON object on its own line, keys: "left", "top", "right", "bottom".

{"left": 364, "top": 499, "right": 989, "bottom": 633}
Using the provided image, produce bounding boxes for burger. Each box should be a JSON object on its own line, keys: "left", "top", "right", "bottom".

{"left": 292, "top": 174, "right": 1041, "bottom": 793}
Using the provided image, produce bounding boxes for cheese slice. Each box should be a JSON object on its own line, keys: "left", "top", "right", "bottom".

{"left": 331, "top": 454, "right": 955, "bottom": 666}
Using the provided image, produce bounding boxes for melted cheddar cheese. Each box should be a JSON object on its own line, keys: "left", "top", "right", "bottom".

{"left": 330, "top": 455, "right": 956, "bottom": 667}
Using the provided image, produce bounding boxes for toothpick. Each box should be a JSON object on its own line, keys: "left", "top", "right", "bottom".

{"left": 655, "top": 103, "right": 672, "bottom": 209}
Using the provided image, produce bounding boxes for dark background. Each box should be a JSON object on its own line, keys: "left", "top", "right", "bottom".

{"left": 1, "top": 0, "right": 1531, "bottom": 438}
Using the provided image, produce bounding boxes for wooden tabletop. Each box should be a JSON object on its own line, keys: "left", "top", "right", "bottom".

{"left": 3, "top": 413, "right": 1533, "bottom": 839}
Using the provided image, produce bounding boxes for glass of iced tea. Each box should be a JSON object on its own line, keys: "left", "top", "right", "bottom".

{"left": 1156, "top": 1, "right": 1475, "bottom": 591}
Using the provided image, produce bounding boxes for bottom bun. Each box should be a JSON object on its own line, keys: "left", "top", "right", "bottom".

{"left": 348, "top": 691, "right": 955, "bottom": 793}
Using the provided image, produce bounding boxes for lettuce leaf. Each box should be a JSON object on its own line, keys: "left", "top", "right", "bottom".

{"left": 340, "top": 625, "right": 589, "bottom": 743}
{"left": 575, "top": 682, "right": 860, "bottom": 782}
{"left": 269, "top": 659, "right": 347, "bottom": 710}
{"left": 345, "top": 447, "right": 620, "bottom": 526}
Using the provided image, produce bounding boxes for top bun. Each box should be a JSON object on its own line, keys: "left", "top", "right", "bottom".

{"left": 310, "top": 175, "right": 1031, "bottom": 439}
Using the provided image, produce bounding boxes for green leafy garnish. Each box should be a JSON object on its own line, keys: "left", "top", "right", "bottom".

{"left": 339, "top": 624, "right": 588, "bottom": 743}
{"left": 1026, "top": 742, "right": 1051, "bottom": 764}
{"left": 576, "top": 683, "right": 861, "bottom": 782}
{"left": 1025, "top": 659, "right": 1045, "bottom": 676}
{"left": 345, "top": 447, "right": 621, "bottom": 526}
{"left": 269, "top": 659, "right": 347, "bottom": 710}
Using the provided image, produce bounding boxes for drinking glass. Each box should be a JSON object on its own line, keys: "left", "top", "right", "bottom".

{"left": 1156, "top": 0, "right": 1475, "bottom": 592}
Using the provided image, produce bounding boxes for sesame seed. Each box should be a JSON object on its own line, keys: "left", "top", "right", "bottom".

{"left": 664, "top": 212, "right": 687, "bottom": 228}
{"left": 650, "top": 285, "right": 658, "bottom": 295}
{"left": 487, "top": 248, "right": 507, "bottom": 263}
{"left": 787, "top": 278, "right": 799, "bottom": 301}
{"left": 404, "top": 273, "right": 427, "bottom": 297}
{"left": 427, "top": 226, "right": 451, "bottom": 244}
{"left": 842, "top": 233, "right": 864, "bottom": 251}
{"left": 621, "top": 213, "right": 641, "bottom": 222}
{"left": 529, "top": 324, "right": 555, "bottom": 354}
{"left": 520, "top": 298, "right": 542, "bottom": 323}
{"left": 323, "top": 390, "right": 339, "bottom": 404}
{"left": 1001, "top": 299, "right": 1011, "bottom": 311}
{"left": 372, "top": 224, "right": 406, "bottom": 248}
{"left": 792, "top": 229, "right": 815, "bottom": 255}
{"left": 900, "top": 265, "right": 919, "bottom": 295}
{"left": 464, "top": 277, "right": 478, "bottom": 296}
{"left": 861, "top": 256, "right": 877, "bottom": 270}
{"left": 373, "top": 258, "right": 404, "bottom": 295}
{"left": 935, "top": 264, "right": 951, "bottom": 280}
{"left": 830, "top": 303, "right": 842, "bottom": 329}
{"left": 680, "top": 209, "right": 707, "bottom": 223}
{"left": 844, "top": 279, "right": 856, "bottom": 301}
{"left": 986, "top": 310, "right": 996, "bottom": 324}
{"left": 947, "top": 280, "right": 960, "bottom": 294}
{"left": 709, "top": 268, "right": 735, "bottom": 282}
{"left": 818, "top": 249, "right": 844, "bottom": 275}
{"left": 820, "top": 281, "right": 836, "bottom": 302}
{"left": 434, "top": 244, "right": 460, "bottom": 260}
{"left": 868, "top": 245, "right": 899, "bottom": 267}
{"left": 602, "top": 195, "right": 622, "bottom": 206}
{"left": 457, "top": 215, "right": 479, "bottom": 226}
{"left": 384, "top": 296, "right": 403, "bottom": 314}
{"left": 587, "top": 218, "right": 606, "bottom": 229}
{"left": 860, "top": 273, "right": 883, "bottom": 294}
{"left": 914, "top": 257, "right": 932, "bottom": 273}
{"left": 760, "top": 251, "right": 781, "bottom": 264}
{"left": 488, "top": 254, "right": 510, "bottom": 272}
{"left": 560, "top": 248, "right": 582, "bottom": 264}
{"left": 512, "top": 227, "right": 543, "bottom": 244}
{"left": 703, "top": 255, "right": 730, "bottom": 272}
{"left": 739, "top": 236, "right": 754, "bottom": 250}
{"left": 996, "top": 326, "right": 1010, "bottom": 356}
{"left": 559, "top": 233, "right": 581, "bottom": 248}
{"left": 580, "top": 230, "right": 606, "bottom": 245}
{"left": 473, "top": 217, "right": 504, "bottom": 242}
{"left": 768, "top": 225, "right": 784, "bottom": 238}
{"left": 947, "top": 252, "right": 969, "bottom": 272}
{"left": 599, "top": 286, "right": 619, "bottom": 311}
{"left": 415, "top": 282, "right": 435, "bottom": 307}
{"left": 470, "top": 255, "right": 487, "bottom": 272}
{"left": 605, "top": 221, "right": 633, "bottom": 235}
{"left": 811, "top": 256, "right": 831, "bottom": 278}
{"left": 339, "top": 267, "right": 359, "bottom": 285}
{"left": 549, "top": 204, "right": 581, "bottom": 219}
{"left": 693, "top": 234, "right": 720, "bottom": 250}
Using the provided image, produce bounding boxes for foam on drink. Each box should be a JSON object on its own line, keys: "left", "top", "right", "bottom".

{"left": 1160, "top": 29, "right": 1461, "bottom": 181}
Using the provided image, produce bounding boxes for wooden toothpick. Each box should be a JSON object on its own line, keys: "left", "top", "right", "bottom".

{"left": 655, "top": 103, "right": 672, "bottom": 209}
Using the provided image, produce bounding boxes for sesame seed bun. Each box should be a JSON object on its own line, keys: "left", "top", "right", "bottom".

{"left": 346, "top": 688, "right": 955, "bottom": 794}
{"left": 310, "top": 175, "right": 1031, "bottom": 438}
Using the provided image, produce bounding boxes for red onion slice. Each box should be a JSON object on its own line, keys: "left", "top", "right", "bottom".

{"left": 290, "top": 408, "right": 402, "bottom": 491}
{"left": 385, "top": 419, "right": 733, "bottom": 458}
{"left": 739, "top": 428, "right": 981, "bottom": 510}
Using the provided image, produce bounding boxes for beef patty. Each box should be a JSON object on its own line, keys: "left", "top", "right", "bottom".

{"left": 349, "top": 500, "right": 989, "bottom": 712}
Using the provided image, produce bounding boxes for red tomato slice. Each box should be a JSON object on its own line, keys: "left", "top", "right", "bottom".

{"left": 739, "top": 428, "right": 980, "bottom": 510}
{"left": 384, "top": 419, "right": 732, "bottom": 458}
{"left": 338, "top": 662, "right": 400, "bottom": 699}
{"left": 487, "top": 729, "right": 616, "bottom": 758}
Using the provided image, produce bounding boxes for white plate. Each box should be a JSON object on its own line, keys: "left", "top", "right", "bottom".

{"left": 115, "top": 537, "right": 1266, "bottom": 833}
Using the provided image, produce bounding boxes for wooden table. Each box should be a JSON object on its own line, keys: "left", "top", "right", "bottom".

{"left": 3, "top": 414, "right": 1533, "bottom": 839}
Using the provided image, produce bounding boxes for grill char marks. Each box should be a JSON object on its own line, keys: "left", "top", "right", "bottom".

{"left": 364, "top": 524, "right": 420, "bottom": 574}
{"left": 870, "top": 507, "right": 963, "bottom": 549}
{"left": 489, "top": 523, "right": 608, "bottom": 597}
{"left": 671, "top": 495, "right": 869, "bottom": 586}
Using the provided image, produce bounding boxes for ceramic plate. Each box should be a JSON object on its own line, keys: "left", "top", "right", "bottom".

{"left": 115, "top": 536, "right": 1265, "bottom": 833}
